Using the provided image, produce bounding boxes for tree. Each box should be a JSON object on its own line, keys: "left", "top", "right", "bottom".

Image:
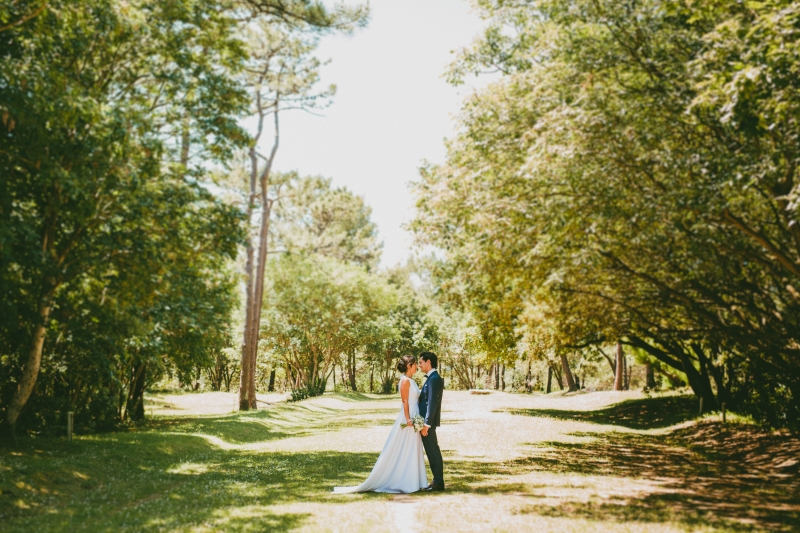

{"left": 236, "top": 7, "right": 367, "bottom": 410}
{"left": 0, "top": 0, "right": 248, "bottom": 435}
{"left": 614, "top": 342, "right": 625, "bottom": 392}
{"left": 272, "top": 174, "right": 382, "bottom": 268}
{"left": 261, "top": 254, "right": 394, "bottom": 396}
{"left": 412, "top": 0, "right": 800, "bottom": 427}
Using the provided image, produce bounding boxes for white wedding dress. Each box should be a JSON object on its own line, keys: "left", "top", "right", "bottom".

{"left": 333, "top": 376, "right": 428, "bottom": 494}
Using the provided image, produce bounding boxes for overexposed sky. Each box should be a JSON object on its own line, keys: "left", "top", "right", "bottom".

{"left": 267, "top": 0, "right": 491, "bottom": 268}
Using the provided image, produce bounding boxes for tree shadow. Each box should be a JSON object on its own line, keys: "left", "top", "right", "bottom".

{"left": 504, "top": 395, "right": 699, "bottom": 429}
{"left": 1, "top": 432, "right": 381, "bottom": 532}
{"left": 5, "top": 395, "right": 797, "bottom": 532}
{"left": 441, "top": 422, "right": 800, "bottom": 532}
{"left": 142, "top": 403, "right": 396, "bottom": 445}
{"left": 324, "top": 392, "right": 393, "bottom": 402}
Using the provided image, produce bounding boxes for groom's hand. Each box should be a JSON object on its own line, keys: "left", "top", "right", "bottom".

{"left": 421, "top": 426, "right": 429, "bottom": 436}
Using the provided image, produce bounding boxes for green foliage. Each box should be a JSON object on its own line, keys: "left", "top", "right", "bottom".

{"left": 412, "top": 0, "right": 800, "bottom": 427}
{"left": 0, "top": 0, "right": 373, "bottom": 433}
{"left": 261, "top": 254, "right": 395, "bottom": 396}
{"left": 0, "top": 0, "right": 249, "bottom": 433}
{"left": 272, "top": 173, "right": 383, "bottom": 269}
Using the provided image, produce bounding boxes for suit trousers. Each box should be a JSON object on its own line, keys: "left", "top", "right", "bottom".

{"left": 421, "top": 427, "right": 444, "bottom": 486}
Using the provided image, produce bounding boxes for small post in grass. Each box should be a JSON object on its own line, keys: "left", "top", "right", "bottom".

{"left": 721, "top": 402, "right": 726, "bottom": 424}
{"left": 67, "top": 412, "right": 74, "bottom": 441}
{"left": 698, "top": 397, "right": 704, "bottom": 416}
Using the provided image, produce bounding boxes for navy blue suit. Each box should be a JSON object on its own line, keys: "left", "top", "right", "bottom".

{"left": 418, "top": 370, "right": 444, "bottom": 486}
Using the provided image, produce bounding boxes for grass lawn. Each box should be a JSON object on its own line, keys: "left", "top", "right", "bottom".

{"left": 1, "top": 390, "right": 798, "bottom": 532}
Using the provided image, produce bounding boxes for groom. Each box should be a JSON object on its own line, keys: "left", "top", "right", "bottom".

{"left": 418, "top": 351, "right": 445, "bottom": 492}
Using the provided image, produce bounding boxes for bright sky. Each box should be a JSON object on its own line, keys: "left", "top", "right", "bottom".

{"left": 269, "top": 0, "right": 491, "bottom": 268}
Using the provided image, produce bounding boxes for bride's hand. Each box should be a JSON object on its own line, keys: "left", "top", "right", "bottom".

{"left": 406, "top": 420, "right": 412, "bottom": 426}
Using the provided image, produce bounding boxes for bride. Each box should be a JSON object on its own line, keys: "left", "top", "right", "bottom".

{"left": 333, "top": 355, "right": 428, "bottom": 494}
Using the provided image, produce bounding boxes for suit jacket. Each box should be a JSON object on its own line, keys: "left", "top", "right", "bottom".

{"left": 419, "top": 370, "right": 444, "bottom": 427}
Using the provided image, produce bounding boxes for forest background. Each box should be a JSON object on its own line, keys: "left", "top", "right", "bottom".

{"left": 1, "top": 0, "right": 799, "bottom": 438}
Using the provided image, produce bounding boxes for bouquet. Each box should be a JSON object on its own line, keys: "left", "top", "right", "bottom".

{"left": 405, "top": 414, "right": 425, "bottom": 432}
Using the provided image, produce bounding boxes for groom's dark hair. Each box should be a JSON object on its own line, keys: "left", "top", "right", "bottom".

{"left": 419, "top": 351, "right": 438, "bottom": 369}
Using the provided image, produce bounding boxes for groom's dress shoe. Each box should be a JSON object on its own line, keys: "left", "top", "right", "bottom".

{"left": 423, "top": 484, "right": 445, "bottom": 492}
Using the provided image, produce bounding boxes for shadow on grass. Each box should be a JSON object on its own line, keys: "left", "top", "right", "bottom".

{"left": 143, "top": 402, "right": 396, "bottom": 445}
{"left": 504, "top": 395, "right": 699, "bottom": 429}
{"left": 442, "top": 422, "right": 800, "bottom": 532}
{"left": 0, "top": 431, "right": 381, "bottom": 532}
{"left": 5, "top": 393, "right": 797, "bottom": 532}
{"left": 324, "top": 392, "right": 394, "bottom": 402}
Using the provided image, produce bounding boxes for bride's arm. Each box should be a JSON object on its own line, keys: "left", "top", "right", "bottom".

{"left": 400, "top": 378, "right": 412, "bottom": 426}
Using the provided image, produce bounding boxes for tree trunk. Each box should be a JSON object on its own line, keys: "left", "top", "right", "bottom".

{"left": 614, "top": 341, "right": 625, "bottom": 391}
{"left": 238, "top": 171, "right": 258, "bottom": 409}
{"left": 526, "top": 357, "right": 532, "bottom": 393}
{"left": 560, "top": 353, "right": 577, "bottom": 392}
{"left": 125, "top": 363, "right": 147, "bottom": 422}
{"left": 6, "top": 297, "right": 52, "bottom": 435}
{"left": 239, "top": 93, "right": 281, "bottom": 411}
{"left": 369, "top": 364, "right": 374, "bottom": 393}
{"left": 645, "top": 362, "right": 656, "bottom": 389}
{"left": 546, "top": 366, "right": 553, "bottom": 394}
{"left": 693, "top": 343, "right": 730, "bottom": 406}
{"left": 622, "top": 355, "right": 631, "bottom": 390}
{"left": 500, "top": 364, "right": 506, "bottom": 391}
{"left": 494, "top": 363, "right": 499, "bottom": 389}
{"left": 268, "top": 369, "right": 276, "bottom": 392}
{"left": 348, "top": 352, "right": 358, "bottom": 392}
{"left": 597, "top": 346, "right": 616, "bottom": 377}
{"left": 674, "top": 344, "right": 717, "bottom": 409}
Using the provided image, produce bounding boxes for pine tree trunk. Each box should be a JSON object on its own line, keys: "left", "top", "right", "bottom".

{"left": 246, "top": 177, "right": 273, "bottom": 402}
{"left": 239, "top": 170, "right": 258, "bottom": 409}
{"left": 560, "top": 353, "right": 577, "bottom": 391}
{"left": 239, "top": 96, "right": 280, "bottom": 411}
{"left": 614, "top": 341, "right": 625, "bottom": 391}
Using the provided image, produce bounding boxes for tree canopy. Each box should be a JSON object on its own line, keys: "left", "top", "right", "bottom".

{"left": 0, "top": 0, "right": 369, "bottom": 434}
{"left": 412, "top": 0, "right": 800, "bottom": 428}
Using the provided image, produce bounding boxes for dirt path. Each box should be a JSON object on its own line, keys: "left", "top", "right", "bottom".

{"left": 154, "top": 389, "right": 800, "bottom": 532}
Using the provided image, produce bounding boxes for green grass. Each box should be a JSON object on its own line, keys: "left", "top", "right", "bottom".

{"left": 0, "top": 398, "right": 398, "bottom": 533}
{"left": 2, "top": 391, "right": 798, "bottom": 532}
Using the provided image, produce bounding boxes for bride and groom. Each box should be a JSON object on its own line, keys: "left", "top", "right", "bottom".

{"left": 333, "top": 351, "right": 445, "bottom": 494}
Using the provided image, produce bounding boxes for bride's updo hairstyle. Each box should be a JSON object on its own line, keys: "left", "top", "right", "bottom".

{"left": 396, "top": 355, "right": 416, "bottom": 374}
